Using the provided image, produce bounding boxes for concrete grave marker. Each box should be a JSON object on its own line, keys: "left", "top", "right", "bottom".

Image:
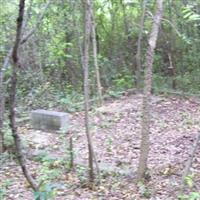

{"left": 30, "top": 109, "right": 69, "bottom": 131}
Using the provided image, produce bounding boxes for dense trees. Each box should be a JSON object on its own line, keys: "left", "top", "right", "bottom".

{"left": 0, "top": 0, "right": 200, "bottom": 199}
{"left": 1, "top": 0, "right": 200, "bottom": 96}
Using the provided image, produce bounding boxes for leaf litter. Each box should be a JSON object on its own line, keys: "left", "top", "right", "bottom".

{"left": 0, "top": 94, "right": 200, "bottom": 199}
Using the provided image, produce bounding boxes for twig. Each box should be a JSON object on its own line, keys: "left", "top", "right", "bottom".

{"left": 181, "top": 132, "right": 200, "bottom": 192}
{"left": 1, "top": 0, "right": 52, "bottom": 72}
{"left": 20, "top": 0, "right": 53, "bottom": 44}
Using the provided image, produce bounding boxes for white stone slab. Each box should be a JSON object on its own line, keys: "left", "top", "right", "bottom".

{"left": 30, "top": 109, "right": 69, "bottom": 131}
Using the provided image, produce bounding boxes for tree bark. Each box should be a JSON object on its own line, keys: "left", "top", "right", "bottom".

{"left": 0, "top": 69, "right": 4, "bottom": 153}
{"left": 90, "top": 1, "right": 103, "bottom": 106}
{"left": 0, "top": 0, "right": 52, "bottom": 152}
{"left": 167, "top": 0, "right": 177, "bottom": 90}
{"left": 1, "top": 0, "right": 52, "bottom": 71}
{"left": 168, "top": 53, "right": 176, "bottom": 89}
{"left": 20, "top": 0, "right": 53, "bottom": 45}
{"left": 9, "top": 0, "right": 38, "bottom": 191}
{"left": 137, "top": 0, "right": 163, "bottom": 181}
{"left": 135, "top": 0, "right": 148, "bottom": 89}
{"left": 82, "top": 0, "right": 95, "bottom": 183}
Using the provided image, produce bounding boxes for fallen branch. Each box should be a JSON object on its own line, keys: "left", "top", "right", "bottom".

{"left": 153, "top": 88, "right": 200, "bottom": 98}
{"left": 180, "top": 132, "right": 200, "bottom": 192}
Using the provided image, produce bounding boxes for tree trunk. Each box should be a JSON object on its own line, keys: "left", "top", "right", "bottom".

{"left": 0, "top": 48, "right": 13, "bottom": 153}
{"left": 137, "top": 0, "right": 163, "bottom": 181}
{"left": 168, "top": 53, "right": 176, "bottom": 90}
{"left": 0, "top": 0, "right": 52, "bottom": 152}
{"left": 135, "top": 0, "right": 148, "bottom": 89}
{"left": 0, "top": 69, "right": 4, "bottom": 153}
{"left": 9, "top": 0, "right": 38, "bottom": 191}
{"left": 167, "top": 0, "right": 177, "bottom": 90}
{"left": 90, "top": 1, "right": 103, "bottom": 106}
{"left": 82, "top": 0, "right": 95, "bottom": 183}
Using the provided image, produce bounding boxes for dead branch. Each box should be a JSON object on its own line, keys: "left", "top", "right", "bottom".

{"left": 181, "top": 132, "right": 200, "bottom": 191}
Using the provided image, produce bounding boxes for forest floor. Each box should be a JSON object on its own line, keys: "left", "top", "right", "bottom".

{"left": 0, "top": 93, "right": 200, "bottom": 200}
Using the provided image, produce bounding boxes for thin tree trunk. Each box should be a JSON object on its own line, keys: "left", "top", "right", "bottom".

{"left": 135, "top": 0, "right": 148, "bottom": 89}
{"left": 9, "top": 0, "right": 38, "bottom": 191}
{"left": 0, "top": 0, "right": 52, "bottom": 152}
{"left": 0, "top": 69, "right": 4, "bottom": 153}
{"left": 69, "top": 134, "right": 74, "bottom": 170}
{"left": 168, "top": 53, "right": 176, "bottom": 89}
{"left": 2, "top": 0, "right": 52, "bottom": 71}
{"left": 121, "top": 0, "right": 130, "bottom": 57}
{"left": 168, "top": 0, "right": 177, "bottom": 90}
{"left": 90, "top": 2, "right": 103, "bottom": 106}
{"left": 137, "top": 0, "right": 163, "bottom": 181}
{"left": 82, "top": 0, "right": 94, "bottom": 183}
{"left": 71, "top": 0, "right": 84, "bottom": 78}
{"left": 20, "top": 0, "right": 53, "bottom": 44}
{"left": 0, "top": 50, "right": 13, "bottom": 152}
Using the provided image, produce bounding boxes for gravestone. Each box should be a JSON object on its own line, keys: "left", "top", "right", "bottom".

{"left": 30, "top": 109, "right": 69, "bottom": 131}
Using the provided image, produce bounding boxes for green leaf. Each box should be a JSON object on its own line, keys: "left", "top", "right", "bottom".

{"left": 33, "top": 191, "right": 40, "bottom": 200}
{"left": 189, "top": 192, "right": 200, "bottom": 200}
{"left": 183, "top": 12, "right": 192, "bottom": 19}
{"left": 184, "top": 175, "right": 193, "bottom": 188}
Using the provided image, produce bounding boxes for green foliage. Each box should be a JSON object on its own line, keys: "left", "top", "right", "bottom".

{"left": 105, "top": 137, "right": 113, "bottom": 151}
{"left": 153, "top": 74, "right": 169, "bottom": 91}
{"left": 0, "top": 187, "right": 6, "bottom": 200}
{"left": 0, "top": 180, "right": 11, "bottom": 200}
{"left": 182, "top": 5, "right": 200, "bottom": 23}
{"left": 1, "top": 0, "right": 200, "bottom": 199}
{"left": 2, "top": 120, "right": 28, "bottom": 153}
{"left": 178, "top": 192, "right": 200, "bottom": 200}
{"left": 2, "top": 0, "right": 199, "bottom": 112}
{"left": 107, "top": 90, "right": 122, "bottom": 98}
{"left": 58, "top": 91, "right": 84, "bottom": 112}
{"left": 18, "top": 74, "right": 84, "bottom": 111}
{"left": 98, "top": 55, "right": 116, "bottom": 87}
{"left": 31, "top": 150, "right": 48, "bottom": 162}
{"left": 3, "top": 121, "right": 14, "bottom": 149}
{"left": 112, "top": 73, "right": 133, "bottom": 91}
{"left": 178, "top": 175, "right": 200, "bottom": 200}
{"left": 176, "top": 70, "right": 200, "bottom": 93}
{"left": 76, "top": 164, "right": 87, "bottom": 184}
{"left": 103, "top": 70, "right": 133, "bottom": 97}
{"left": 184, "top": 175, "right": 194, "bottom": 188}
{"left": 48, "top": 31, "right": 73, "bottom": 61}
{"left": 33, "top": 183, "right": 58, "bottom": 200}
{"left": 37, "top": 156, "right": 62, "bottom": 183}
{"left": 137, "top": 182, "right": 151, "bottom": 199}
{"left": 153, "top": 69, "right": 200, "bottom": 95}
{"left": 0, "top": 152, "right": 10, "bottom": 166}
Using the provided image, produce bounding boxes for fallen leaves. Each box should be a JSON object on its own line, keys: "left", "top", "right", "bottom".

{"left": 1, "top": 94, "right": 200, "bottom": 199}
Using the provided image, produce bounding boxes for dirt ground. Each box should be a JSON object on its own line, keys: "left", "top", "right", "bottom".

{"left": 0, "top": 94, "right": 200, "bottom": 200}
